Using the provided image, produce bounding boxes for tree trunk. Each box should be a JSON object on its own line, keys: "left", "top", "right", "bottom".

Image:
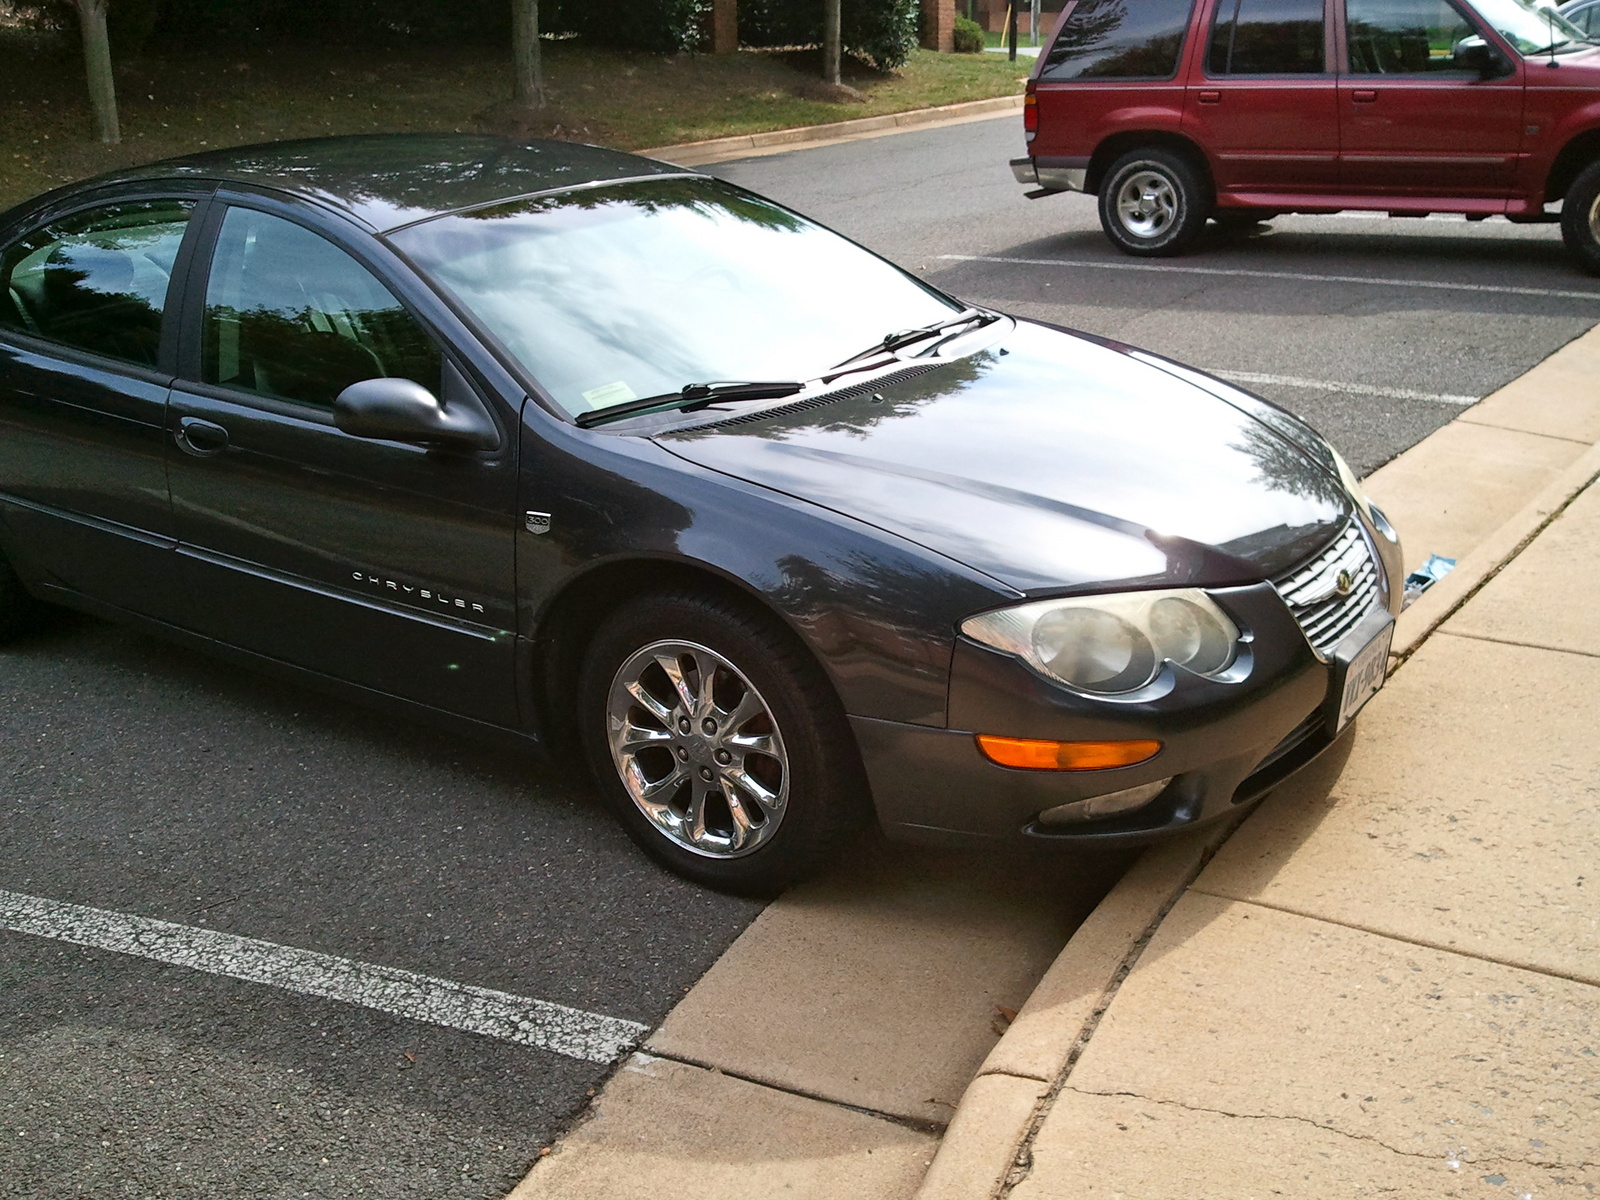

{"left": 712, "top": 0, "right": 738, "bottom": 54}
{"left": 512, "top": 0, "right": 546, "bottom": 108}
{"left": 75, "top": 0, "right": 120, "bottom": 144}
{"left": 822, "top": 0, "right": 841, "bottom": 84}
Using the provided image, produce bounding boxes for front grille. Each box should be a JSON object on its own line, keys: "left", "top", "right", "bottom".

{"left": 1272, "top": 521, "right": 1383, "bottom": 659}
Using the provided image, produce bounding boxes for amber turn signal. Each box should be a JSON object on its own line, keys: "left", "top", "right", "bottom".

{"left": 976, "top": 735, "right": 1162, "bottom": 772}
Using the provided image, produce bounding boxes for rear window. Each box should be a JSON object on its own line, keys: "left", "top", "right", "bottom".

{"left": 1039, "top": 0, "right": 1197, "bottom": 81}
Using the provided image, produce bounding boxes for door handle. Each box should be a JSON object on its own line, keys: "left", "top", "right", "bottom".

{"left": 176, "top": 416, "right": 229, "bottom": 457}
{"left": 1352, "top": 89, "right": 1378, "bottom": 102}
{"left": 1197, "top": 90, "right": 1221, "bottom": 104}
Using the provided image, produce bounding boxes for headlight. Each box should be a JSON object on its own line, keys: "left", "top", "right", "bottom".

{"left": 961, "top": 589, "right": 1240, "bottom": 695}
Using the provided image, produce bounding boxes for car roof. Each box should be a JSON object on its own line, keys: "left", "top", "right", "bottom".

{"left": 66, "top": 133, "right": 694, "bottom": 234}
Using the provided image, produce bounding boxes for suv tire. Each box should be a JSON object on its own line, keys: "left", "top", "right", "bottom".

{"left": 1562, "top": 160, "right": 1600, "bottom": 275}
{"left": 1098, "top": 148, "right": 1211, "bottom": 257}
{"left": 578, "top": 591, "right": 867, "bottom": 895}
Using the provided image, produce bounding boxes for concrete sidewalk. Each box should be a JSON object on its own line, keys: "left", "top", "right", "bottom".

{"left": 918, "top": 337, "right": 1600, "bottom": 1197}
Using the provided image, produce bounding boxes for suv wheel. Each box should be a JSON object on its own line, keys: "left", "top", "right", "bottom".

{"left": 1561, "top": 160, "right": 1600, "bottom": 275}
{"left": 1098, "top": 148, "right": 1211, "bottom": 257}
{"left": 578, "top": 591, "right": 866, "bottom": 894}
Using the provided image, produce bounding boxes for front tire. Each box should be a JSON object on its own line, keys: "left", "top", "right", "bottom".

{"left": 578, "top": 591, "right": 866, "bottom": 894}
{"left": 1098, "top": 148, "right": 1211, "bottom": 257}
{"left": 1561, "top": 161, "right": 1600, "bottom": 275}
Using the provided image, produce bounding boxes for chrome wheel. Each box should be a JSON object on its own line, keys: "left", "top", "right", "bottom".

{"left": 605, "top": 639, "right": 789, "bottom": 859}
{"left": 1115, "top": 170, "right": 1179, "bottom": 240}
{"left": 1588, "top": 193, "right": 1600, "bottom": 244}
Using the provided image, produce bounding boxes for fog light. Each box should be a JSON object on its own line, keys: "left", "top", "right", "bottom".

{"left": 976, "top": 735, "right": 1161, "bottom": 771}
{"left": 1037, "top": 778, "right": 1173, "bottom": 826}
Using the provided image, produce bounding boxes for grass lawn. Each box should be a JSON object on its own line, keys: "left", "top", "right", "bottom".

{"left": 0, "top": 27, "right": 1027, "bottom": 212}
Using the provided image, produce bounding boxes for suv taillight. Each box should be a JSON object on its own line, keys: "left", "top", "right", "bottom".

{"left": 1024, "top": 87, "right": 1037, "bottom": 139}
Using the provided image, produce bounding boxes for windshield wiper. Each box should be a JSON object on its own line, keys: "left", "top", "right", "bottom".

{"left": 575, "top": 380, "right": 804, "bottom": 428}
{"left": 828, "top": 307, "right": 997, "bottom": 373}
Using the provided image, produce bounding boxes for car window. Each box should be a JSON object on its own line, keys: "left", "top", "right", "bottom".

{"left": 1208, "top": 0, "right": 1326, "bottom": 73}
{"left": 1038, "top": 0, "right": 1197, "bottom": 81}
{"left": 1346, "top": 0, "right": 1480, "bottom": 72}
{"left": 202, "top": 206, "right": 440, "bottom": 408}
{"left": 0, "top": 199, "right": 193, "bottom": 368}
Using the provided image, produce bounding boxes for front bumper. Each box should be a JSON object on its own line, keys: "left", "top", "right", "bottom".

{"left": 855, "top": 581, "right": 1352, "bottom": 847}
{"left": 1011, "top": 156, "right": 1088, "bottom": 194}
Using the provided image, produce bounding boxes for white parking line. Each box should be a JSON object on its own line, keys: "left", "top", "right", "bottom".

{"left": 1207, "top": 369, "right": 1478, "bottom": 406}
{"left": 937, "top": 253, "right": 1600, "bottom": 302}
{"left": 0, "top": 888, "right": 648, "bottom": 1064}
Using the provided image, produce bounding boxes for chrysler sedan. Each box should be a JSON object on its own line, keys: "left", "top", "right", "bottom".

{"left": 0, "top": 136, "right": 1402, "bottom": 892}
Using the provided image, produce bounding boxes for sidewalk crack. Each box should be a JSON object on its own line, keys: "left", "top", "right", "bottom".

{"left": 1062, "top": 1086, "right": 1600, "bottom": 1174}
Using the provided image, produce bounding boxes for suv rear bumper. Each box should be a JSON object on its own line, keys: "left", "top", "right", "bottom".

{"left": 1011, "top": 156, "right": 1088, "bottom": 193}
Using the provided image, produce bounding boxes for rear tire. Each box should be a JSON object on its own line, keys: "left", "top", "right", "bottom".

{"left": 1098, "top": 147, "right": 1211, "bottom": 257}
{"left": 1561, "top": 160, "right": 1600, "bottom": 276}
{"left": 577, "top": 591, "right": 867, "bottom": 895}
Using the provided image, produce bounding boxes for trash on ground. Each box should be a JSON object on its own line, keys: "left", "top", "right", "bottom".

{"left": 1403, "top": 554, "right": 1456, "bottom": 608}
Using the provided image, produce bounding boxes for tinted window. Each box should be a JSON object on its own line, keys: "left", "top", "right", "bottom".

{"left": 0, "top": 200, "right": 193, "bottom": 368}
{"left": 1346, "top": 0, "right": 1478, "bottom": 73}
{"left": 202, "top": 207, "right": 440, "bottom": 408}
{"left": 1207, "top": 0, "right": 1325, "bottom": 72}
{"left": 1039, "top": 0, "right": 1196, "bottom": 81}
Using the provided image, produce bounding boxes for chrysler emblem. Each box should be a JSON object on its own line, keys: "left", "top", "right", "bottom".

{"left": 1335, "top": 568, "right": 1355, "bottom": 597}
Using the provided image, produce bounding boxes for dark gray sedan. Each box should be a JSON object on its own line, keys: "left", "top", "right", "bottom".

{"left": 0, "top": 135, "right": 1402, "bottom": 891}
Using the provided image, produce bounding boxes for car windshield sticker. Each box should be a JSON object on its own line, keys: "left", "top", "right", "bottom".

{"left": 581, "top": 381, "right": 637, "bottom": 410}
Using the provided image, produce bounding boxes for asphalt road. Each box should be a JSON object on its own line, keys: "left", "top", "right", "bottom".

{"left": 5, "top": 114, "right": 1600, "bottom": 1200}
{"left": 708, "top": 115, "right": 1600, "bottom": 474}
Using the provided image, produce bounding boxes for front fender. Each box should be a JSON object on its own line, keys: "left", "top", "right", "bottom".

{"left": 516, "top": 416, "right": 1017, "bottom": 727}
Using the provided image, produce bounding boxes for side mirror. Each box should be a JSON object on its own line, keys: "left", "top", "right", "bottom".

{"left": 334, "top": 377, "right": 500, "bottom": 451}
{"left": 1454, "top": 38, "right": 1508, "bottom": 79}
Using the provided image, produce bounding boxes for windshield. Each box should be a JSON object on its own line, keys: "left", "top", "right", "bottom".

{"left": 1466, "top": 0, "right": 1590, "bottom": 52}
{"left": 392, "top": 177, "right": 960, "bottom": 419}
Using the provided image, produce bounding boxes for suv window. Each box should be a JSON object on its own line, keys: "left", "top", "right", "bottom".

{"left": 202, "top": 206, "right": 440, "bottom": 408}
{"left": 1207, "top": 0, "right": 1326, "bottom": 73}
{"left": 1039, "top": 0, "right": 1197, "bottom": 81}
{"left": 0, "top": 199, "right": 193, "bottom": 368}
{"left": 1346, "top": 0, "right": 1478, "bottom": 73}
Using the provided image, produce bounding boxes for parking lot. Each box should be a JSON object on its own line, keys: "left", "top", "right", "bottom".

{"left": 5, "top": 114, "right": 1600, "bottom": 1199}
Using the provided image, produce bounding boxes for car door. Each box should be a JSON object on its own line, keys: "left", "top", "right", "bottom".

{"left": 1186, "top": 0, "right": 1340, "bottom": 193}
{"left": 0, "top": 191, "right": 203, "bottom": 617}
{"left": 1338, "top": 0, "right": 1525, "bottom": 197}
{"left": 165, "top": 196, "right": 520, "bottom": 726}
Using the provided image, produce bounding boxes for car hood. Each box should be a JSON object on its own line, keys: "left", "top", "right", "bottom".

{"left": 654, "top": 321, "right": 1350, "bottom": 595}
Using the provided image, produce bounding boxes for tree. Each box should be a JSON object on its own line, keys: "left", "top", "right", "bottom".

{"left": 822, "top": 0, "right": 841, "bottom": 83}
{"left": 512, "top": 0, "right": 546, "bottom": 108}
{"left": 70, "top": 0, "right": 120, "bottom": 143}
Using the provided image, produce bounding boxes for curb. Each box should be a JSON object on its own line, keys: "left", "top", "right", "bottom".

{"left": 640, "top": 93, "right": 1025, "bottom": 167}
{"left": 913, "top": 338, "right": 1600, "bottom": 1200}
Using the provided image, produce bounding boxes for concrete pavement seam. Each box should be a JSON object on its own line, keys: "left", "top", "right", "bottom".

{"left": 1455, "top": 416, "right": 1594, "bottom": 444}
{"left": 637, "top": 1048, "right": 950, "bottom": 1135}
{"left": 1185, "top": 888, "right": 1600, "bottom": 991}
{"left": 1434, "top": 627, "right": 1600, "bottom": 660}
{"left": 1056, "top": 1085, "right": 1600, "bottom": 1173}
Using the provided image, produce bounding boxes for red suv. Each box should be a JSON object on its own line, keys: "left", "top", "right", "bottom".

{"left": 1012, "top": 0, "right": 1600, "bottom": 272}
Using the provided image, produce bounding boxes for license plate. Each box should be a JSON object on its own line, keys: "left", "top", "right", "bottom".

{"left": 1334, "top": 617, "right": 1394, "bottom": 732}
